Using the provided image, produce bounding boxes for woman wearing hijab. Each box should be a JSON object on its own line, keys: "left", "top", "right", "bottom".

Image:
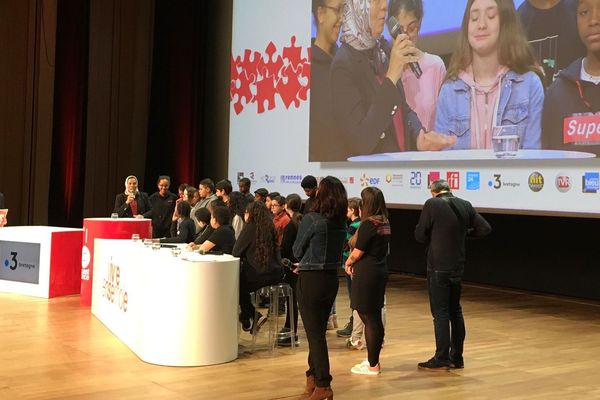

{"left": 113, "top": 175, "right": 151, "bottom": 218}
{"left": 330, "top": 0, "right": 455, "bottom": 159}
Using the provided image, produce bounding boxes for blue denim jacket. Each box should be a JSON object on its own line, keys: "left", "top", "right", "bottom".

{"left": 293, "top": 212, "right": 346, "bottom": 271}
{"left": 435, "top": 70, "right": 544, "bottom": 150}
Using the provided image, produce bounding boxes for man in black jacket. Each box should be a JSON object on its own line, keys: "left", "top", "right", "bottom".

{"left": 415, "top": 179, "right": 491, "bottom": 371}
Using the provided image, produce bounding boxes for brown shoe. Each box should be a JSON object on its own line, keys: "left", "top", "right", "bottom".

{"left": 307, "top": 386, "right": 333, "bottom": 400}
{"left": 304, "top": 375, "right": 315, "bottom": 395}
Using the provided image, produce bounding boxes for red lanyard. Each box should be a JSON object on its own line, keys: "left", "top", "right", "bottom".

{"left": 575, "top": 80, "right": 594, "bottom": 111}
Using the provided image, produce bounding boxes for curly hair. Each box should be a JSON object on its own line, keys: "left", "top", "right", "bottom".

{"left": 245, "top": 201, "right": 276, "bottom": 269}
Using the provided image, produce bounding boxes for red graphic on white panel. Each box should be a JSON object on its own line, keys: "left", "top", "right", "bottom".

{"left": 230, "top": 36, "right": 311, "bottom": 115}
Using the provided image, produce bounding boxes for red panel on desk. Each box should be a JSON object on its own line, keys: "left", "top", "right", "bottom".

{"left": 49, "top": 230, "right": 83, "bottom": 297}
{"left": 80, "top": 219, "right": 152, "bottom": 306}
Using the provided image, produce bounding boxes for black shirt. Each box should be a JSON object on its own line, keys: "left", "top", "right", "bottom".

{"left": 415, "top": 193, "right": 492, "bottom": 272}
{"left": 354, "top": 219, "right": 390, "bottom": 269}
{"left": 207, "top": 225, "right": 236, "bottom": 254}
{"left": 194, "top": 225, "right": 214, "bottom": 245}
{"left": 233, "top": 221, "right": 280, "bottom": 274}
{"left": 161, "top": 217, "right": 195, "bottom": 244}
{"left": 146, "top": 191, "right": 178, "bottom": 238}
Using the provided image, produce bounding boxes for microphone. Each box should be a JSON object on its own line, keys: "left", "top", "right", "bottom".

{"left": 386, "top": 16, "right": 422, "bottom": 79}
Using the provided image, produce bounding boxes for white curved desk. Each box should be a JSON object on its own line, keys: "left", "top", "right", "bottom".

{"left": 348, "top": 149, "right": 597, "bottom": 162}
{"left": 91, "top": 239, "right": 240, "bottom": 366}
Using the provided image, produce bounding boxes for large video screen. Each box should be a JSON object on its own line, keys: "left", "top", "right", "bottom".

{"left": 229, "top": 0, "right": 600, "bottom": 216}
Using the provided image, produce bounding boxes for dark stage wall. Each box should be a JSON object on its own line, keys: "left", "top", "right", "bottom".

{"left": 0, "top": 1, "right": 597, "bottom": 300}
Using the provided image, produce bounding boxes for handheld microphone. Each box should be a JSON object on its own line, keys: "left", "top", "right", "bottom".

{"left": 386, "top": 16, "right": 422, "bottom": 79}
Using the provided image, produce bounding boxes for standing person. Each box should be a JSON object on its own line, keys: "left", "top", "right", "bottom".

{"left": 293, "top": 176, "right": 348, "bottom": 400}
{"left": 435, "top": 0, "right": 544, "bottom": 150}
{"left": 344, "top": 188, "right": 390, "bottom": 375}
{"left": 277, "top": 193, "right": 303, "bottom": 346}
{"left": 113, "top": 175, "right": 151, "bottom": 218}
{"left": 336, "top": 197, "right": 362, "bottom": 339}
{"left": 301, "top": 175, "right": 318, "bottom": 214}
{"left": 238, "top": 177, "right": 254, "bottom": 203}
{"left": 518, "top": 0, "right": 585, "bottom": 84}
{"left": 414, "top": 179, "right": 492, "bottom": 370}
{"left": 330, "top": 0, "right": 455, "bottom": 158}
{"left": 146, "top": 176, "right": 178, "bottom": 238}
{"left": 309, "top": 0, "right": 348, "bottom": 161}
{"left": 271, "top": 195, "right": 290, "bottom": 246}
{"left": 391, "top": 0, "right": 447, "bottom": 131}
{"left": 253, "top": 188, "right": 268, "bottom": 203}
{"left": 233, "top": 201, "right": 283, "bottom": 333}
{"left": 542, "top": 0, "right": 600, "bottom": 156}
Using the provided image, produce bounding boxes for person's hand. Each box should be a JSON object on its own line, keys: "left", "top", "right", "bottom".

{"left": 416, "top": 129, "right": 457, "bottom": 151}
{"left": 126, "top": 193, "right": 135, "bottom": 204}
{"left": 134, "top": 214, "right": 144, "bottom": 219}
{"left": 385, "top": 33, "right": 420, "bottom": 85}
{"left": 0, "top": 216, "right": 6, "bottom": 227}
{"left": 345, "top": 264, "right": 354, "bottom": 276}
{"left": 292, "top": 262, "right": 299, "bottom": 275}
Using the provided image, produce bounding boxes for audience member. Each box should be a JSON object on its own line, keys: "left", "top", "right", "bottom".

{"left": 197, "top": 178, "right": 218, "bottom": 209}
{"left": 415, "top": 179, "right": 491, "bottom": 370}
{"left": 293, "top": 176, "right": 347, "bottom": 399}
{"left": 233, "top": 201, "right": 283, "bottom": 333}
{"left": 254, "top": 188, "right": 268, "bottom": 202}
{"left": 238, "top": 177, "right": 254, "bottom": 203}
{"left": 345, "top": 187, "right": 390, "bottom": 375}
{"left": 301, "top": 175, "right": 318, "bottom": 213}
{"left": 113, "top": 175, "right": 151, "bottom": 218}
{"left": 161, "top": 201, "right": 195, "bottom": 244}
{"left": 271, "top": 195, "right": 291, "bottom": 246}
{"left": 435, "top": 0, "right": 544, "bottom": 150}
{"left": 198, "top": 206, "right": 236, "bottom": 254}
{"left": 228, "top": 191, "right": 249, "bottom": 239}
{"left": 215, "top": 179, "right": 233, "bottom": 205}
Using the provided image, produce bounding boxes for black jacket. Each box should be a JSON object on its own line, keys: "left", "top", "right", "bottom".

{"left": 330, "top": 41, "right": 423, "bottom": 158}
{"left": 113, "top": 192, "right": 151, "bottom": 218}
{"left": 146, "top": 191, "right": 178, "bottom": 238}
{"left": 161, "top": 217, "right": 195, "bottom": 244}
{"left": 309, "top": 43, "right": 349, "bottom": 161}
{"left": 542, "top": 58, "right": 600, "bottom": 156}
{"left": 415, "top": 193, "right": 491, "bottom": 272}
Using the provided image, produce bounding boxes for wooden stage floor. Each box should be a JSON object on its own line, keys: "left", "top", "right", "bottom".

{"left": 1, "top": 274, "right": 599, "bottom": 399}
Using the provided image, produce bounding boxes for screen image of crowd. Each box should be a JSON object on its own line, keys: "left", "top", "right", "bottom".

{"left": 308, "top": 0, "right": 600, "bottom": 161}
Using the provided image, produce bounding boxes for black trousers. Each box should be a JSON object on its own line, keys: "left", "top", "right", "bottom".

{"left": 282, "top": 268, "right": 299, "bottom": 332}
{"left": 297, "top": 269, "right": 338, "bottom": 388}
{"left": 427, "top": 270, "right": 465, "bottom": 363}
{"left": 239, "top": 267, "right": 282, "bottom": 322}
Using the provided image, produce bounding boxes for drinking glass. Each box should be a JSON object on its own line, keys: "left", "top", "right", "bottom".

{"left": 131, "top": 233, "right": 140, "bottom": 242}
{"left": 492, "top": 125, "right": 520, "bottom": 158}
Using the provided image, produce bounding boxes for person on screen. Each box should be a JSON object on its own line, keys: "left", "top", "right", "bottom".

{"left": 113, "top": 175, "right": 151, "bottom": 218}
{"left": 414, "top": 179, "right": 491, "bottom": 371}
{"left": 435, "top": 0, "right": 544, "bottom": 150}
{"left": 232, "top": 201, "right": 283, "bottom": 333}
{"left": 330, "top": 0, "right": 455, "bottom": 159}
{"left": 309, "top": 0, "right": 350, "bottom": 161}
{"left": 161, "top": 201, "right": 195, "bottom": 244}
{"left": 0, "top": 192, "right": 6, "bottom": 227}
{"left": 391, "top": 0, "right": 447, "bottom": 131}
{"left": 518, "top": 0, "right": 585, "bottom": 84}
{"left": 542, "top": 0, "right": 600, "bottom": 155}
{"left": 146, "top": 175, "right": 178, "bottom": 238}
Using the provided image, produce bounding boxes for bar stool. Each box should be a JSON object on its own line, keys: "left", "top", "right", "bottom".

{"left": 251, "top": 283, "right": 297, "bottom": 352}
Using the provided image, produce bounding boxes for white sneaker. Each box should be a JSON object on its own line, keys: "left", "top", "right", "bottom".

{"left": 351, "top": 361, "right": 380, "bottom": 375}
{"left": 327, "top": 314, "right": 338, "bottom": 330}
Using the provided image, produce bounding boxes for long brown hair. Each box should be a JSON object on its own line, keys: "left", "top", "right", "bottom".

{"left": 360, "top": 187, "right": 388, "bottom": 222}
{"left": 445, "top": 0, "right": 538, "bottom": 81}
{"left": 312, "top": 176, "right": 348, "bottom": 223}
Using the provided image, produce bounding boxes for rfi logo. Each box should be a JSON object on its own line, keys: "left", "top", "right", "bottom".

{"left": 446, "top": 171, "right": 460, "bottom": 190}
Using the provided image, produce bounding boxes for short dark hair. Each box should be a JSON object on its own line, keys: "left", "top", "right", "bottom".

{"left": 266, "top": 191, "right": 280, "bottom": 200}
{"left": 178, "top": 183, "right": 189, "bottom": 192}
{"left": 239, "top": 177, "right": 251, "bottom": 186}
{"left": 194, "top": 207, "right": 211, "bottom": 224}
{"left": 177, "top": 200, "right": 191, "bottom": 218}
{"left": 430, "top": 179, "right": 451, "bottom": 193}
{"left": 199, "top": 178, "right": 215, "bottom": 193}
{"left": 388, "top": 0, "right": 424, "bottom": 22}
{"left": 301, "top": 175, "right": 318, "bottom": 189}
{"left": 185, "top": 186, "right": 197, "bottom": 200}
{"left": 157, "top": 175, "right": 171, "bottom": 184}
{"left": 271, "top": 195, "right": 286, "bottom": 206}
{"left": 216, "top": 179, "right": 233, "bottom": 195}
{"left": 254, "top": 188, "right": 268, "bottom": 199}
{"left": 211, "top": 206, "right": 231, "bottom": 226}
